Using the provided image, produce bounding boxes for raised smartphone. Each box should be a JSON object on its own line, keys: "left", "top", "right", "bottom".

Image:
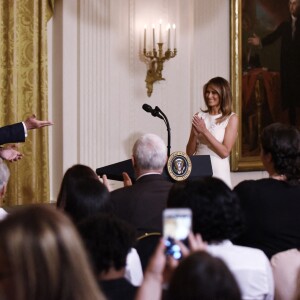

{"left": 163, "top": 208, "right": 192, "bottom": 260}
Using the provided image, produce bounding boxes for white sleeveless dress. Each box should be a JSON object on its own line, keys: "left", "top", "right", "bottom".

{"left": 195, "top": 112, "right": 234, "bottom": 188}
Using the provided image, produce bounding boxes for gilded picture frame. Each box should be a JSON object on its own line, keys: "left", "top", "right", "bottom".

{"left": 230, "top": 0, "right": 263, "bottom": 171}
{"left": 230, "top": 0, "right": 294, "bottom": 171}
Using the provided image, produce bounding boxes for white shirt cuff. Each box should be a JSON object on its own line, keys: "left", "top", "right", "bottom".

{"left": 22, "top": 122, "right": 28, "bottom": 137}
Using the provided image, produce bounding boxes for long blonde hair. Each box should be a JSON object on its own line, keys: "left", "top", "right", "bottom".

{"left": 0, "top": 205, "right": 106, "bottom": 300}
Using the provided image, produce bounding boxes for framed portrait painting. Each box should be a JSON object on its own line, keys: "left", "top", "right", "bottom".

{"left": 230, "top": 0, "right": 300, "bottom": 171}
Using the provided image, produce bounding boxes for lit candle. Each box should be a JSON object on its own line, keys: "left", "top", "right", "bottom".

{"left": 152, "top": 24, "right": 156, "bottom": 49}
{"left": 159, "top": 19, "right": 162, "bottom": 43}
{"left": 167, "top": 23, "right": 171, "bottom": 49}
{"left": 144, "top": 25, "right": 147, "bottom": 50}
{"left": 173, "top": 24, "right": 176, "bottom": 49}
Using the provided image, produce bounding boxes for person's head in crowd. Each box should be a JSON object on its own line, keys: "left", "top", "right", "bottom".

{"left": 202, "top": 76, "right": 233, "bottom": 123}
{"left": 168, "top": 251, "right": 242, "bottom": 300}
{"left": 78, "top": 213, "right": 136, "bottom": 280}
{"left": 0, "top": 205, "right": 105, "bottom": 300}
{"left": 132, "top": 133, "right": 167, "bottom": 177}
{"left": 167, "top": 177, "right": 244, "bottom": 243}
{"left": 57, "top": 164, "right": 99, "bottom": 209}
{"left": 260, "top": 123, "right": 300, "bottom": 185}
{"left": 62, "top": 177, "right": 111, "bottom": 224}
{"left": 0, "top": 159, "right": 10, "bottom": 201}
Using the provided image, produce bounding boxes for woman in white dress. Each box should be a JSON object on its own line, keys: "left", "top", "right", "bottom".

{"left": 186, "top": 77, "right": 238, "bottom": 188}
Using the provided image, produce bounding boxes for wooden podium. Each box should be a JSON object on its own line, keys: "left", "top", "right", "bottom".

{"left": 96, "top": 155, "right": 212, "bottom": 182}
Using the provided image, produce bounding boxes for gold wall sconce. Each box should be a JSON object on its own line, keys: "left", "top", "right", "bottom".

{"left": 143, "top": 21, "right": 177, "bottom": 97}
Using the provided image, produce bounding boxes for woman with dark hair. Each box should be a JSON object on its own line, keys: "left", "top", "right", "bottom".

{"left": 56, "top": 164, "right": 99, "bottom": 209}
{"left": 186, "top": 77, "right": 238, "bottom": 188}
{"left": 167, "top": 177, "right": 274, "bottom": 300}
{"left": 168, "top": 251, "right": 242, "bottom": 300}
{"left": 62, "top": 177, "right": 111, "bottom": 224}
{"left": 234, "top": 122, "right": 300, "bottom": 259}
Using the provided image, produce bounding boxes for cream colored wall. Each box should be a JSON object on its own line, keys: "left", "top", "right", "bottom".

{"left": 48, "top": 0, "right": 267, "bottom": 201}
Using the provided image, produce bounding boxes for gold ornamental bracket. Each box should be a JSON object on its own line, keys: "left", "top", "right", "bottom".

{"left": 143, "top": 22, "right": 177, "bottom": 97}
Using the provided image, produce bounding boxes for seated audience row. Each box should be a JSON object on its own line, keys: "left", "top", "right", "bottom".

{"left": 167, "top": 178, "right": 274, "bottom": 300}
{"left": 56, "top": 164, "right": 143, "bottom": 288}
{"left": 1, "top": 123, "right": 298, "bottom": 300}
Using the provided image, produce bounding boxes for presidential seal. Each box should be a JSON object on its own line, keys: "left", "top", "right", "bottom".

{"left": 167, "top": 151, "right": 192, "bottom": 181}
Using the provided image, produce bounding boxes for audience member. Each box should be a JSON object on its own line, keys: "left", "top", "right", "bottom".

{"left": 168, "top": 177, "right": 274, "bottom": 300}
{"left": 0, "top": 205, "right": 105, "bottom": 300}
{"left": 78, "top": 213, "right": 138, "bottom": 300}
{"left": 234, "top": 123, "right": 300, "bottom": 258}
{"left": 57, "top": 166, "right": 143, "bottom": 286}
{"left": 167, "top": 251, "right": 242, "bottom": 300}
{"left": 271, "top": 248, "right": 300, "bottom": 300}
{"left": 56, "top": 164, "right": 99, "bottom": 210}
{"left": 135, "top": 233, "right": 208, "bottom": 300}
{"left": 110, "top": 133, "right": 173, "bottom": 236}
{"left": 0, "top": 159, "right": 9, "bottom": 220}
{"left": 60, "top": 177, "right": 112, "bottom": 224}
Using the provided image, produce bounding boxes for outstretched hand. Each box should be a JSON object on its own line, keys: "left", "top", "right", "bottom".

{"left": 24, "top": 114, "right": 54, "bottom": 130}
{"left": 0, "top": 145, "right": 23, "bottom": 162}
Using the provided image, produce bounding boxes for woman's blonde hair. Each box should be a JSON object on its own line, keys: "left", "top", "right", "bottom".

{"left": 202, "top": 77, "right": 233, "bottom": 123}
{"left": 0, "top": 205, "right": 106, "bottom": 300}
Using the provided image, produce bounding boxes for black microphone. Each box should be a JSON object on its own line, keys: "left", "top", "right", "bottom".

{"left": 142, "top": 103, "right": 153, "bottom": 113}
{"left": 142, "top": 104, "right": 163, "bottom": 119}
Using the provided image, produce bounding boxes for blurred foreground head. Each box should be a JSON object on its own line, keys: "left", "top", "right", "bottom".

{"left": 0, "top": 205, "right": 105, "bottom": 300}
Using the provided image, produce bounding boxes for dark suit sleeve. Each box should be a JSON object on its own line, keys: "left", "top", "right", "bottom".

{"left": 262, "top": 22, "right": 287, "bottom": 47}
{"left": 0, "top": 122, "right": 26, "bottom": 145}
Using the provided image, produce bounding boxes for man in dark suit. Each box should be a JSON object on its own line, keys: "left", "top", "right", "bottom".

{"left": 110, "top": 133, "right": 173, "bottom": 237}
{"left": 0, "top": 114, "right": 53, "bottom": 161}
{"left": 248, "top": 0, "right": 300, "bottom": 125}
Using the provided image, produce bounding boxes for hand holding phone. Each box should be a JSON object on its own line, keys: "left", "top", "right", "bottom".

{"left": 163, "top": 208, "right": 192, "bottom": 260}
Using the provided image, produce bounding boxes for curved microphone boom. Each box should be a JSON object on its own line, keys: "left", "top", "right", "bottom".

{"left": 142, "top": 103, "right": 171, "bottom": 157}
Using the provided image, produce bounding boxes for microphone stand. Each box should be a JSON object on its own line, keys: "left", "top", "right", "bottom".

{"left": 155, "top": 106, "right": 171, "bottom": 157}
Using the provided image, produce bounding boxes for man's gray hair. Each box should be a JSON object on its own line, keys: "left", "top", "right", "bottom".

{"left": 133, "top": 133, "right": 167, "bottom": 171}
{"left": 0, "top": 159, "right": 10, "bottom": 191}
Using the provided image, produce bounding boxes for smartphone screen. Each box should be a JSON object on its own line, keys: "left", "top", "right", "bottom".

{"left": 163, "top": 208, "right": 192, "bottom": 260}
